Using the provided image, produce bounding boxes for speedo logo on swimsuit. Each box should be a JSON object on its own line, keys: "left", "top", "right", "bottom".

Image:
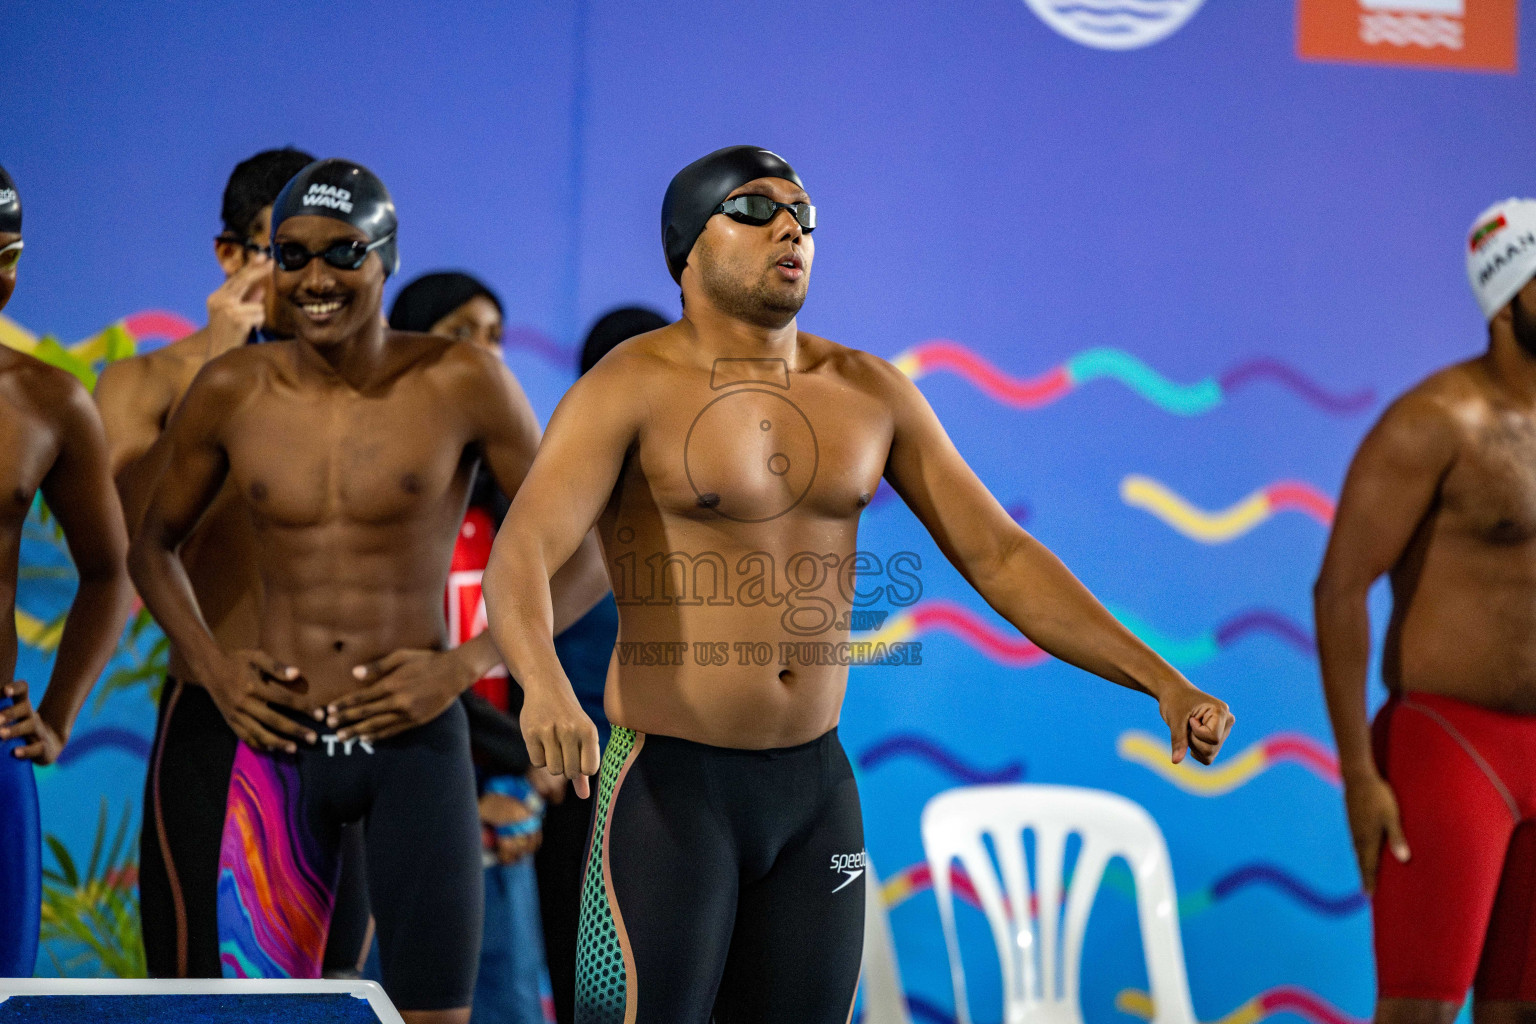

{"left": 1476, "top": 231, "right": 1536, "bottom": 287}
{"left": 302, "top": 183, "right": 354, "bottom": 214}
{"left": 320, "top": 733, "right": 374, "bottom": 756}
{"left": 1470, "top": 214, "right": 1508, "bottom": 252}
{"left": 0, "top": 189, "right": 15, "bottom": 206}
{"left": 829, "top": 850, "right": 867, "bottom": 893}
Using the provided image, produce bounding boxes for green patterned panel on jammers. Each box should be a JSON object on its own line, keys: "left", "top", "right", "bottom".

{"left": 575, "top": 726, "right": 638, "bottom": 1023}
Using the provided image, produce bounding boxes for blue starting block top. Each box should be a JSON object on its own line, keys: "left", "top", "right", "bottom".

{"left": 0, "top": 979, "right": 404, "bottom": 1023}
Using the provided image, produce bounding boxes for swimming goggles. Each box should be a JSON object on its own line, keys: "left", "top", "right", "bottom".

{"left": 714, "top": 195, "right": 815, "bottom": 232}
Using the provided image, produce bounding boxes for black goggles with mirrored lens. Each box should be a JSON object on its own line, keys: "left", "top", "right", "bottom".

{"left": 714, "top": 195, "right": 816, "bottom": 232}
{"left": 273, "top": 233, "right": 394, "bottom": 272}
{"left": 0, "top": 241, "right": 21, "bottom": 272}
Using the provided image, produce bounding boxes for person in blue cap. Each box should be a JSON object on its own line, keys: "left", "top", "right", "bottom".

{"left": 0, "top": 161, "right": 136, "bottom": 977}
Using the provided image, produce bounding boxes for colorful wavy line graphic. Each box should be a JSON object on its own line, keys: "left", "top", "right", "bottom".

{"left": 15, "top": 608, "right": 63, "bottom": 652}
{"left": 891, "top": 341, "right": 1374, "bottom": 416}
{"left": 858, "top": 734, "right": 1025, "bottom": 785}
{"left": 882, "top": 861, "right": 994, "bottom": 915}
{"left": 1117, "top": 986, "right": 1365, "bottom": 1024}
{"left": 861, "top": 600, "right": 1313, "bottom": 670}
{"left": 1117, "top": 729, "right": 1340, "bottom": 796}
{"left": 503, "top": 325, "right": 573, "bottom": 366}
{"left": 121, "top": 310, "right": 197, "bottom": 346}
{"left": 1121, "top": 475, "right": 1335, "bottom": 543}
{"left": 884, "top": 857, "right": 1363, "bottom": 919}
{"left": 53, "top": 726, "right": 152, "bottom": 767}
{"left": 1203, "top": 862, "right": 1365, "bottom": 916}
{"left": 866, "top": 599, "right": 1046, "bottom": 667}
{"left": 0, "top": 309, "right": 196, "bottom": 387}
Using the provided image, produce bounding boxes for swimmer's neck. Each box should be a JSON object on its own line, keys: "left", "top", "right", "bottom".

{"left": 292, "top": 314, "right": 390, "bottom": 391}
{"left": 680, "top": 298, "right": 800, "bottom": 363}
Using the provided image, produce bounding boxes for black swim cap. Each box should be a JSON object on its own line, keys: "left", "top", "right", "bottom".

{"left": 579, "top": 306, "right": 668, "bottom": 375}
{"left": 661, "top": 146, "right": 802, "bottom": 283}
{"left": 389, "top": 271, "right": 502, "bottom": 333}
{"left": 0, "top": 164, "right": 19, "bottom": 236}
{"left": 271, "top": 158, "right": 398, "bottom": 276}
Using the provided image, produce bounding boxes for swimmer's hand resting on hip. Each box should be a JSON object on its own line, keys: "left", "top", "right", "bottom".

{"left": 204, "top": 650, "right": 316, "bottom": 754}
{"left": 520, "top": 684, "right": 600, "bottom": 800}
{"left": 0, "top": 681, "right": 63, "bottom": 765}
{"left": 326, "top": 647, "right": 481, "bottom": 743}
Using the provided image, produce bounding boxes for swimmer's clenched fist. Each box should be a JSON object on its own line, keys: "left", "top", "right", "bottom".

{"left": 520, "top": 686, "right": 601, "bottom": 799}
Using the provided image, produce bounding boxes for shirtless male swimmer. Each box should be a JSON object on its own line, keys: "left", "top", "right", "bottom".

{"left": 91, "top": 146, "right": 364, "bottom": 981}
{"left": 131, "top": 158, "right": 546, "bottom": 1023}
{"left": 484, "top": 145, "right": 1236, "bottom": 1024}
{"left": 1318, "top": 199, "right": 1536, "bottom": 1018}
{"left": 0, "top": 161, "right": 136, "bottom": 977}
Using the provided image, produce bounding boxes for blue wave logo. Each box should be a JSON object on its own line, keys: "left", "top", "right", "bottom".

{"left": 1021, "top": 0, "right": 1206, "bottom": 50}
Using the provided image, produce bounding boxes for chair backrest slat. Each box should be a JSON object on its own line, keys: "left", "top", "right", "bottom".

{"left": 920, "top": 784, "right": 1198, "bottom": 1024}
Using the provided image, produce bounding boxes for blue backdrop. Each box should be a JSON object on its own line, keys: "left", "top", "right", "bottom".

{"left": 6, "top": 1, "right": 1533, "bottom": 1020}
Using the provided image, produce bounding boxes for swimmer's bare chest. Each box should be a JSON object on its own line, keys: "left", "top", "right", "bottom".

{"left": 596, "top": 360, "right": 896, "bottom": 747}
{"left": 1392, "top": 403, "right": 1536, "bottom": 706}
{"left": 220, "top": 371, "right": 475, "bottom": 698}
{"left": 0, "top": 378, "right": 63, "bottom": 674}
{"left": 0, "top": 385, "right": 57, "bottom": 565}
{"left": 158, "top": 352, "right": 263, "bottom": 653}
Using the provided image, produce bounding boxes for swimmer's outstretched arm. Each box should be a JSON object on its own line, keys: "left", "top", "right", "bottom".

{"left": 329, "top": 345, "right": 544, "bottom": 743}
{"left": 128, "top": 355, "right": 313, "bottom": 753}
{"left": 875, "top": 359, "right": 1235, "bottom": 765}
{"left": 0, "top": 375, "right": 134, "bottom": 764}
{"left": 1315, "top": 394, "right": 1451, "bottom": 892}
{"left": 485, "top": 361, "right": 639, "bottom": 799}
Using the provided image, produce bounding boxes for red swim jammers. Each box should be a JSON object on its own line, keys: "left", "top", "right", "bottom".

{"left": 1373, "top": 692, "right": 1536, "bottom": 1001}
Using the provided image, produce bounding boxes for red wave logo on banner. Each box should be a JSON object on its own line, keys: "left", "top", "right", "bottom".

{"left": 1298, "top": 0, "right": 1517, "bottom": 73}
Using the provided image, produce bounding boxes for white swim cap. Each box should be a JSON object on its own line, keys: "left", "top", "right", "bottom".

{"left": 1467, "top": 198, "right": 1536, "bottom": 320}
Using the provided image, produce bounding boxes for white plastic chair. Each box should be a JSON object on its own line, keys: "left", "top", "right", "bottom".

{"left": 920, "top": 784, "right": 1197, "bottom": 1024}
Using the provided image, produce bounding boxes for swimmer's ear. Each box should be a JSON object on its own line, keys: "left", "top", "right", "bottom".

{"left": 214, "top": 236, "right": 248, "bottom": 278}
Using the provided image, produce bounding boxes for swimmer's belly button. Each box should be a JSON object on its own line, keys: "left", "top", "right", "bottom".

{"left": 255, "top": 590, "right": 450, "bottom": 707}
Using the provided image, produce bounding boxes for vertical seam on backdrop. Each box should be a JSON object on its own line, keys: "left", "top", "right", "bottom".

{"left": 1401, "top": 699, "right": 1520, "bottom": 821}
{"left": 150, "top": 678, "right": 190, "bottom": 976}
{"left": 559, "top": 0, "right": 591, "bottom": 350}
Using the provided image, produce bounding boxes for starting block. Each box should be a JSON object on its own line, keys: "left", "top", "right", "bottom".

{"left": 0, "top": 978, "right": 405, "bottom": 1023}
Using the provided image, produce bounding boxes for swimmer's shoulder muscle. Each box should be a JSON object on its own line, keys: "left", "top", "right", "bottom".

{"left": 1357, "top": 361, "right": 1478, "bottom": 476}
{"left": 94, "top": 342, "right": 190, "bottom": 465}
{"left": 553, "top": 325, "right": 671, "bottom": 434}
{"left": 1320, "top": 363, "right": 1471, "bottom": 587}
{"left": 0, "top": 348, "right": 97, "bottom": 454}
{"left": 807, "top": 333, "right": 929, "bottom": 427}
{"left": 167, "top": 342, "right": 274, "bottom": 445}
